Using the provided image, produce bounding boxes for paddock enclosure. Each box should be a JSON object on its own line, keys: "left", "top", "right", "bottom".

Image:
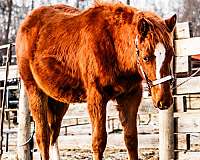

{"left": 0, "top": 19, "right": 200, "bottom": 160}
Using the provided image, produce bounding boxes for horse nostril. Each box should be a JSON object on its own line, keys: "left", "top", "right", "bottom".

{"left": 156, "top": 101, "right": 165, "bottom": 109}
{"left": 157, "top": 100, "right": 171, "bottom": 110}
{"left": 156, "top": 101, "right": 162, "bottom": 109}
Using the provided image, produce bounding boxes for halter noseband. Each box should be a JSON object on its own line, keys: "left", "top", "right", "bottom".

{"left": 135, "top": 35, "right": 174, "bottom": 90}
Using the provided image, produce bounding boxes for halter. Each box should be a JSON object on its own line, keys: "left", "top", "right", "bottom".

{"left": 134, "top": 35, "right": 174, "bottom": 90}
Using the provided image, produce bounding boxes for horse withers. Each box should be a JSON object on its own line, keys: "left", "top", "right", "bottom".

{"left": 16, "top": 3, "right": 176, "bottom": 160}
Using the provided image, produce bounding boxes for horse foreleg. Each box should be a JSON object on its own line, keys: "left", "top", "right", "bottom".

{"left": 116, "top": 88, "right": 142, "bottom": 160}
{"left": 47, "top": 98, "right": 69, "bottom": 160}
{"left": 26, "top": 86, "right": 50, "bottom": 160}
{"left": 87, "top": 86, "right": 107, "bottom": 160}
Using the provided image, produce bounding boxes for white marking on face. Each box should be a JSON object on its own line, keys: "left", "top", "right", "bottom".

{"left": 154, "top": 43, "right": 166, "bottom": 79}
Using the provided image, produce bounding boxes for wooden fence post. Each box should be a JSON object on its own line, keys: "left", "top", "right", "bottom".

{"left": 17, "top": 80, "right": 31, "bottom": 160}
{"left": 159, "top": 106, "right": 174, "bottom": 160}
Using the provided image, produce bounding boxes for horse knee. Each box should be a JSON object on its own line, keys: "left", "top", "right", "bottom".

{"left": 36, "top": 130, "right": 50, "bottom": 144}
{"left": 92, "top": 131, "right": 107, "bottom": 154}
{"left": 35, "top": 132, "right": 50, "bottom": 160}
{"left": 124, "top": 134, "right": 138, "bottom": 150}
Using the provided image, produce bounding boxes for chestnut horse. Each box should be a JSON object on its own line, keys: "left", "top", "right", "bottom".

{"left": 16, "top": 3, "right": 176, "bottom": 160}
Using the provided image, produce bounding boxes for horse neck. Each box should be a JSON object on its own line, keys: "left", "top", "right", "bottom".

{"left": 113, "top": 29, "right": 138, "bottom": 74}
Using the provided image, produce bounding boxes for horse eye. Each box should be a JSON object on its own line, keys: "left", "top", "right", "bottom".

{"left": 143, "top": 55, "right": 155, "bottom": 62}
{"left": 143, "top": 56, "right": 150, "bottom": 62}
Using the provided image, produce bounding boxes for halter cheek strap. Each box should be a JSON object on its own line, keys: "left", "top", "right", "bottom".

{"left": 134, "top": 35, "right": 174, "bottom": 89}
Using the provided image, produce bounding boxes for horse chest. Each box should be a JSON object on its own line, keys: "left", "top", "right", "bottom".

{"left": 102, "top": 75, "right": 142, "bottom": 99}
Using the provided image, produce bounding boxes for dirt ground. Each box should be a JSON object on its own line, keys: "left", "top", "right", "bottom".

{"left": 1, "top": 102, "right": 159, "bottom": 160}
{"left": 1, "top": 133, "right": 159, "bottom": 160}
{"left": 59, "top": 148, "right": 159, "bottom": 160}
{"left": 56, "top": 134, "right": 159, "bottom": 160}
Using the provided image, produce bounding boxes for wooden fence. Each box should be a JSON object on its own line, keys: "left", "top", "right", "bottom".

{"left": 173, "top": 22, "right": 200, "bottom": 159}
{"left": 0, "top": 22, "right": 199, "bottom": 159}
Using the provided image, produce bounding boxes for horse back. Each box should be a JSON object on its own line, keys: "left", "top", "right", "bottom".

{"left": 16, "top": 3, "right": 142, "bottom": 103}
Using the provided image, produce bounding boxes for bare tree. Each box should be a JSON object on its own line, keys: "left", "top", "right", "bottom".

{"left": 5, "top": 0, "right": 13, "bottom": 43}
{"left": 31, "top": 0, "right": 34, "bottom": 10}
{"left": 179, "top": 0, "right": 200, "bottom": 37}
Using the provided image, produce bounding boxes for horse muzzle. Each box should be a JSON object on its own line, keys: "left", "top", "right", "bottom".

{"left": 154, "top": 95, "right": 173, "bottom": 110}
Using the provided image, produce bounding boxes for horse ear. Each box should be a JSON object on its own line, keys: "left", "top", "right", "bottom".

{"left": 137, "top": 18, "right": 150, "bottom": 39}
{"left": 165, "top": 14, "right": 177, "bottom": 32}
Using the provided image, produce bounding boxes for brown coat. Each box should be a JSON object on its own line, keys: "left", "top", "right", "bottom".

{"left": 16, "top": 3, "right": 176, "bottom": 160}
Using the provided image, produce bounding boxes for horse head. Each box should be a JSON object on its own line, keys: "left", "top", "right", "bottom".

{"left": 135, "top": 13, "right": 176, "bottom": 110}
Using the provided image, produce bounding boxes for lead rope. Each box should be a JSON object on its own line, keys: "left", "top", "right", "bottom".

{"left": 17, "top": 115, "right": 35, "bottom": 147}
{"left": 18, "top": 79, "right": 35, "bottom": 147}
{"left": 18, "top": 126, "right": 35, "bottom": 147}
{"left": 172, "top": 67, "right": 200, "bottom": 90}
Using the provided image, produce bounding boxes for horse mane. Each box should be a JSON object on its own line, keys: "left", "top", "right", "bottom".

{"left": 143, "top": 12, "right": 173, "bottom": 48}
{"left": 50, "top": 4, "right": 80, "bottom": 14}
{"left": 82, "top": 3, "right": 172, "bottom": 49}
{"left": 132, "top": 10, "right": 174, "bottom": 55}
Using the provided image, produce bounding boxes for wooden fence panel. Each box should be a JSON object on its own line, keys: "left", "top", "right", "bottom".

{"left": 176, "top": 76, "right": 200, "bottom": 94}
{"left": 175, "top": 37, "right": 200, "bottom": 56}
{"left": 175, "top": 116, "right": 200, "bottom": 133}
{"left": 175, "top": 151, "right": 200, "bottom": 160}
{"left": 175, "top": 22, "right": 192, "bottom": 40}
{"left": 0, "top": 65, "right": 18, "bottom": 81}
{"left": 174, "top": 95, "right": 200, "bottom": 112}
{"left": 175, "top": 56, "right": 189, "bottom": 73}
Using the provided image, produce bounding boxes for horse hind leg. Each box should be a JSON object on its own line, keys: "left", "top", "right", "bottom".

{"left": 116, "top": 87, "right": 142, "bottom": 160}
{"left": 47, "top": 97, "right": 69, "bottom": 160}
{"left": 25, "top": 84, "right": 50, "bottom": 160}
